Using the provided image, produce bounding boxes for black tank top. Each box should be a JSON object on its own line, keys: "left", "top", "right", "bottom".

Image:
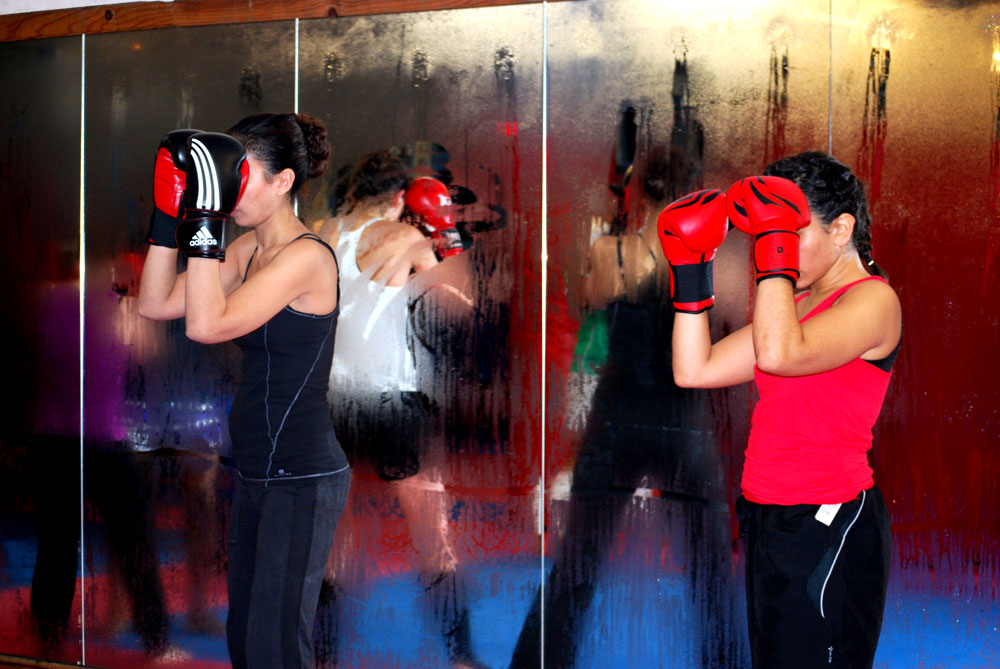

{"left": 228, "top": 234, "right": 349, "bottom": 482}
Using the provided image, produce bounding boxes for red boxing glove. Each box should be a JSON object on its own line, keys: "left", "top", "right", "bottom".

{"left": 149, "top": 128, "right": 201, "bottom": 247}
{"left": 405, "top": 177, "right": 466, "bottom": 259}
{"left": 724, "top": 177, "right": 751, "bottom": 235}
{"left": 656, "top": 189, "right": 729, "bottom": 313}
{"left": 730, "top": 175, "right": 810, "bottom": 284}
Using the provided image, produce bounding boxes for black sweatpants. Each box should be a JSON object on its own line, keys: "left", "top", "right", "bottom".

{"left": 226, "top": 469, "right": 350, "bottom": 669}
{"left": 738, "top": 487, "right": 892, "bottom": 668}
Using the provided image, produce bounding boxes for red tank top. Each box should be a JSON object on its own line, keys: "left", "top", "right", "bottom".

{"left": 742, "top": 277, "right": 893, "bottom": 505}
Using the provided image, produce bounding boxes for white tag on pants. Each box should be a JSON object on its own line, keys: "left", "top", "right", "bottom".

{"left": 815, "top": 503, "right": 842, "bottom": 526}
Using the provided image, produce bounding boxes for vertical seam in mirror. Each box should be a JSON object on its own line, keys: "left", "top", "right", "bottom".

{"left": 540, "top": 1, "right": 549, "bottom": 662}
{"left": 828, "top": 0, "right": 834, "bottom": 153}
{"left": 78, "top": 31, "right": 87, "bottom": 666}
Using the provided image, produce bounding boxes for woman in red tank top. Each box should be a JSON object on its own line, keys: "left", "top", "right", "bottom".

{"left": 666, "top": 151, "right": 902, "bottom": 668}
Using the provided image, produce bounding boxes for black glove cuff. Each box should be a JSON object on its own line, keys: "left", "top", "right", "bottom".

{"left": 671, "top": 260, "right": 714, "bottom": 305}
{"left": 147, "top": 208, "right": 179, "bottom": 248}
{"left": 176, "top": 217, "right": 226, "bottom": 260}
{"left": 755, "top": 272, "right": 797, "bottom": 285}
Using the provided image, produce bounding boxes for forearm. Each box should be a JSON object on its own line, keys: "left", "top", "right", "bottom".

{"left": 137, "top": 246, "right": 184, "bottom": 320}
{"left": 751, "top": 278, "right": 803, "bottom": 372}
{"left": 184, "top": 258, "right": 229, "bottom": 343}
{"left": 671, "top": 312, "right": 714, "bottom": 387}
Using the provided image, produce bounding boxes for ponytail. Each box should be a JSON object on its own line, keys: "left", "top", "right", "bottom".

{"left": 764, "top": 151, "right": 887, "bottom": 280}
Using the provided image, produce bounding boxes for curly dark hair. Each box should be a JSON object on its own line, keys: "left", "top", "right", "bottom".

{"left": 227, "top": 112, "right": 330, "bottom": 196}
{"left": 345, "top": 149, "right": 409, "bottom": 211}
{"left": 764, "top": 151, "right": 885, "bottom": 279}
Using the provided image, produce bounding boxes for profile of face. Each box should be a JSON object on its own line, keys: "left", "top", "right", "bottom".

{"left": 230, "top": 154, "right": 290, "bottom": 227}
{"left": 795, "top": 211, "right": 855, "bottom": 289}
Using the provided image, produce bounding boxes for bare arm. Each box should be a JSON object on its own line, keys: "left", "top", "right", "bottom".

{"left": 582, "top": 236, "right": 622, "bottom": 311}
{"left": 753, "top": 278, "right": 901, "bottom": 376}
{"left": 359, "top": 222, "right": 437, "bottom": 287}
{"left": 137, "top": 234, "right": 252, "bottom": 322}
{"left": 184, "top": 237, "right": 335, "bottom": 344}
{"left": 672, "top": 312, "right": 756, "bottom": 388}
{"left": 137, "top": 245, "right": 186, "bottom": 320}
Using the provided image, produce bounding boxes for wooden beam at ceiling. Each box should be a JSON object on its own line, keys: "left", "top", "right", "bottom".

{"left": 0, "top": 0, "right": 547, "bottom": 43}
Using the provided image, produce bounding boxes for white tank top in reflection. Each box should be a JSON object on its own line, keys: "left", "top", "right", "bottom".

{"left": 330, "top": 217, "right": 418, "bottom": 394}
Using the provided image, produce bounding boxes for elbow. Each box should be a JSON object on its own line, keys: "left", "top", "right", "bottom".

{"left": 185, "top": 319, "right": 219, "bottom": 344}
{"left": 753, "top": 346, "right": 787, "bottom": 376}
{"left": 137, "top": 300, "right": 154, "bottom": 320}
{"left": 672, "top": 368, "right": 698, "bottom": 389}
{"left": 137, "top": 297, "right": 164, "bottom": 321}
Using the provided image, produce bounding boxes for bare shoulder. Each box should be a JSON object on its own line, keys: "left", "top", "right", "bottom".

{"left": 827, "top": 278, "right": 901, "bottom": 356}
{"left": 284, "top": 234, "right": 337, "bottom": 267}
{"left": 837, "top": 278, "right": 900, "bottom": 314}
{"left": 369, "top": 220, "right": 424, "bottom": 243}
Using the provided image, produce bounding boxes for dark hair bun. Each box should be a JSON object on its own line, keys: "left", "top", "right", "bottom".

{"left": 295, "top": 113, "right": 330, "bottom": 180}
{"left": 227, "top": 111, "right": 330, "bottom": 196}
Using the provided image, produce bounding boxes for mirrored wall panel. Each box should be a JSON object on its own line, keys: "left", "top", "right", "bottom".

{"left": 540, "top": 1, "right": 833, "bottom": 666}
{"left": 82, "top": 22, "right": 295, "bottom": 666}
{"left": 0, "top": 36, "right": 82, "bottom": 666}
{"left": 297, "top": 6, "right": 543, "bottom": 666}
{"left": 831, "top": 2, "right": 1000, "bottom": 665}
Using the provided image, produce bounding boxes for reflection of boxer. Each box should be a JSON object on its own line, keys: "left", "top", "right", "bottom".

{"left": 138, "top": 112, "right": 350, "bottom": 669}
{"left": 315, "top": 150, "right": 485, "bottom": 668}
{"left": 669, "top": 152, "right": 900, "bottom": 667}
{"left": 317, "top": 150, "right": 435, "bottom": 481}
{"left": 510, "top": 144, "right": 739, "bottom": 668}
{"left": 29, "top": 253, "right": 173, "bottom": 660}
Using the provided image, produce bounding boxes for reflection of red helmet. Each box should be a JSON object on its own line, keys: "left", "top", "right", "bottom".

{"left": 405, "top": 177, "right": 453, "bottom": 230}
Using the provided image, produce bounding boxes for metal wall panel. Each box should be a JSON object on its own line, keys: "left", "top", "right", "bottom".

{"left": 831, "top": 2, "right": 1000, "bottom": 665}
{"left": 0, "top": 35, "right": 82, "bottom": 666}
{"left": 81, "top": 22, "right": 294, "bottom": 666}
{"left": 297, "top": 7, "right": 543, "bottom": 666}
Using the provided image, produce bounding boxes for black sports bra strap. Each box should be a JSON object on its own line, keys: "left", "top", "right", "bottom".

{"left": 242, "top": 247, "right": 258, "bottom": 283}
{"left": 291, "top": 233, "right": 340, "bottom": 303}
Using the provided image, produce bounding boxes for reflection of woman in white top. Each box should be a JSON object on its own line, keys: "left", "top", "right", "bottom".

{"left": 315, "top": 150, "right": 485, "bottom": 668}
{"left": 328, "top": 213, "right": 420, "bottom": 394}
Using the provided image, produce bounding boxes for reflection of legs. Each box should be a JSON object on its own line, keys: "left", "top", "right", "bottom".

{"left": 29, "top": 435, "right": 80, "bottom": 653}
{"left": 686, "top": 497, "right": 740, "bottom": 668}
{"left": 512, "top": 382, "right": 735, "bottom": 668}
{"left": 182, "top": 452, "right": 223, "bottom": 634}
{"left": 227, "top": 473, "right": 349, "bottom": 669}
{"left": 508, "top": 485, "right": 631, "bottom": 669}
{"left": 510, "top": 379, "right": 637, "bottom": 669}
{"left": 396, "top": 478, "right": 458, "bottom": 573}
{"left": 88, "top": 447, "right": 169, "bottom": 654}
{"left": 396, "top": 468, "right": 487, "bottom": 669}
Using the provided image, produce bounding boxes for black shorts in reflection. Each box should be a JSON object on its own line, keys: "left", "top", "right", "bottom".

{"left": 332, "top": 391, "right": 434, "bottom": 481}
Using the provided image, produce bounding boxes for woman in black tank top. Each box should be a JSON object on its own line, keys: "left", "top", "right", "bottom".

{"left": 138, "top": 112, "right": 349, "bottom": 668}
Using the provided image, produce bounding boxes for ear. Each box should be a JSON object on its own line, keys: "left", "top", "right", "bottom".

{"left": 273, "top": 167, "right": 296, "bottom": 197}
{"left": 386, "top": 190, "right": 406, "bottom": 219}
{"left": 828, "top": 213, "right": 856, "bottom": 249}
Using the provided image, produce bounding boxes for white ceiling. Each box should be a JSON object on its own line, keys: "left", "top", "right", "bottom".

{"left": 0, "top": 0, "right": 171, "bottom": 16}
